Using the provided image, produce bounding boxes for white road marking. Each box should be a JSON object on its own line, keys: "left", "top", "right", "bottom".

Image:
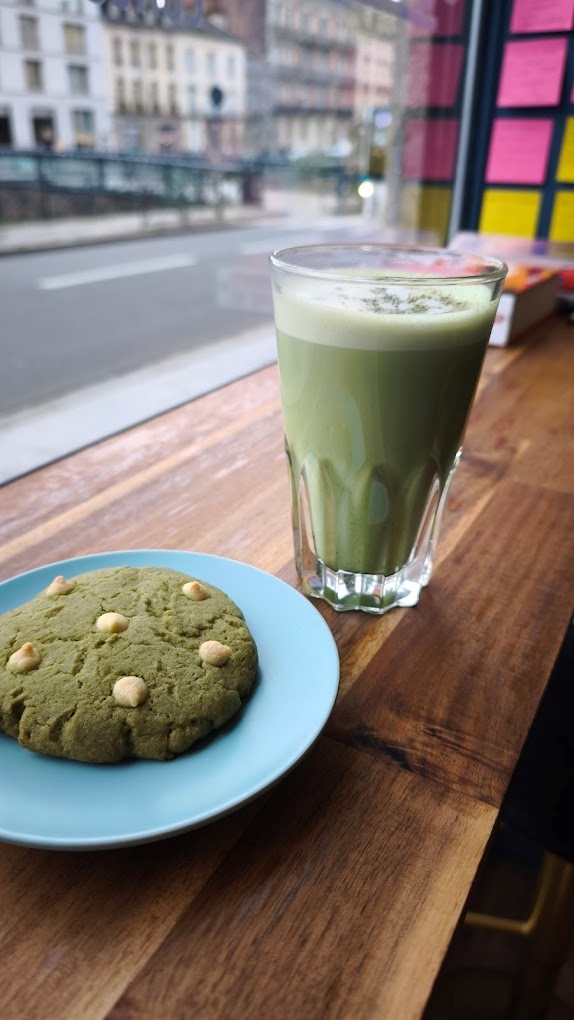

{"left": 37, "top": 253, "right": 197, "bottom": 291}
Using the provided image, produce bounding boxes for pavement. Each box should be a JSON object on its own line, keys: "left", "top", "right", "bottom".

{"left": 0, "top": 203, "right": 277, "bottom": 257}
{"left": 0, "top": 183, "right": 360, "bottom": 256}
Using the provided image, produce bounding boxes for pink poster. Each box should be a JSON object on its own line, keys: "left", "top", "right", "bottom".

{"left": 510, "top": 0, "right": 574, "bottom": 34}
{"left": 403, "top": 119, "right": 460, "bottom": 180}
{"left": 497, "top": 38, "right": 568, "bottom": 106}
{"left": 432, "top": 0, "right": 465, "bottom": 36}
{"left": 485, "top": 119, "right": 553, "bottom": 184}
{"left": 406, "top": 43, "right": 464, "bottom": 107}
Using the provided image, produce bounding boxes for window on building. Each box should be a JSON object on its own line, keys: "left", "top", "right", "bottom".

{"left": 133, "top": 79, "right": 143, "bottom": 112}
{"left": 188, "top": 85, "right": 197, "bottom": 114}
{"left": 115, "top": 77, "right": 126, "bottom": 111}
{"left": 227, "top": 54, "right": 236, "bottom": 79}
{"left": 186, "top": 48, "right": 195, "bottom": 73}
{"left": 61, "top": 0, "right": 83, "bottom": 13}
{"left": 168, "top": 83, "right": 177, "bottom": 115}
{"left": 19, "top": 16, "right": 39, "bottom": 51}
{"left": 63, "top": 24, "right": 85, "bottom": 56}
{"left": 72, "top": 109, "right": 94, "bottom": 146}
{"left": 68, "top": 65, "right": 89, "bottom": 95}
{"left": 130, "top": 40, "right": 140, "bottom": 68}
{"left": 148, "top": 43, "right": 157, "bottom": 69}
{"left": 150, "top": 81, "right": 159, "bottom": 114}
{"left": 19, "top": 0, "right": 35, "bottom": 7}
{"left": 113, "top": 37, "right": 122, "bottom": 66}
{"left": 24, "top": 59, "right": 43, "bottom": 91}
{"left": 166, "top": 43, "right": 174, "bottom": 72}
{"left": 206, "top": 52, "right": 216, "bottom": 76}
{"left": 0, "top": 114, "right": 13, "bottom": 146}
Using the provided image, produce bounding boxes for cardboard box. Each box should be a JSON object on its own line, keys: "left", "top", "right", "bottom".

{"left": 489, "top": 265, "right": 559, "bottom": 346}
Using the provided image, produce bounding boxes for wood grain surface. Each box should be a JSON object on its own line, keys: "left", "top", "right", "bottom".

{"left": 0, "top": 317, "right": 573, "bottom": 1020}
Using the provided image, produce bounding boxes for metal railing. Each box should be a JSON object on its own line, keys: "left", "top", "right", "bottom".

{"left": 0, "top": 148, "right": 363, "bottom": 219}
{"left": 0, "top": 150, "right": 246, "bottom": 206}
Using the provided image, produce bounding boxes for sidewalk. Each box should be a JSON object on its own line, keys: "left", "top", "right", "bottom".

{"left": 0, "top": 204, "right": 281, "bottom": 256}
{"left": 0, "top": 323, "right": 277, "bottom": 484}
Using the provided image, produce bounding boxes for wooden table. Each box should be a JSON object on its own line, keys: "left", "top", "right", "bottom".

{"left": 1, "top": 317, "right": 573, "bottom": 1020}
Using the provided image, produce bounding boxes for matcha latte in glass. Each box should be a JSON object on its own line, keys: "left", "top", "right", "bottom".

{"left": 270, "top": 245, "right": 506, "bottom": 614}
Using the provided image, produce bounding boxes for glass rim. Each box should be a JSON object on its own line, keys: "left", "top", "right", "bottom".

{"left": 269, "top": 244, "right": 508, "bottom": 286}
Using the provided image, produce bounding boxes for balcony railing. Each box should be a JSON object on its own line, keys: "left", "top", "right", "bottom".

{"left": 273, "top": 22, "right": 354, "bottom": 52}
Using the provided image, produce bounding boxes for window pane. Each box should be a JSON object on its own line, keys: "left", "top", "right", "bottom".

{"left": 113, "top": 37, "right": 122, "bottom": 66}
{"left": 64, "top": 24, "right": 85, "bottom": 57}
{"left": 24, "top": 59, "right": 42, "bottom": 91}
{"left": 3, "top": 0, "right": 480, "bottom": 470}
{"left": 19, "top": 17, "right": 39, "bottom": 50}
{"left": 68, "top": 65, "right": 89, "bottom": 95}
{"left": 72, "top": 109, "right": 94, "bottom": 147}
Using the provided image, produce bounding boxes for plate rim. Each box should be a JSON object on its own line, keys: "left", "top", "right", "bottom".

{"left": 0, "top": 549, "right": 339, "bottom": 850}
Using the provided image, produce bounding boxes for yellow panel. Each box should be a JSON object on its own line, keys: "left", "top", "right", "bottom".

{"left": 556, "top": 119, "right": 574, "bottom": 183}
{"left": 479, "top": 189, "right": 541, "bottom": 237}
{"left": 401, "top": 184, "right": 422, "bottom": 230}
{"left": 400, "top": 185, "right": 452, "bottom": 243}
{"left": 549, "top": 191, "right": 574, "bottom": 241}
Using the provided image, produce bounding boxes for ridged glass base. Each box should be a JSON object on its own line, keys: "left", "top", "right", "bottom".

{"left": 291, "top": 451, "right": 460, "bottom": 615}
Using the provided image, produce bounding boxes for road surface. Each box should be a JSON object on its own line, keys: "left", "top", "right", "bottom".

{"left": 0, "top": 219, "right": 367, "bottom": 417}
{"left": 0, "top": 216, "right": 374, "bottom": 481}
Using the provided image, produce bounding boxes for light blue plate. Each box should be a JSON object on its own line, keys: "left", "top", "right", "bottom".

{"left": 0, "top": 550, "right": 339, "bottom": 850}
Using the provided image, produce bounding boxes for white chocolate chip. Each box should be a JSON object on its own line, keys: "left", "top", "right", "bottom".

{"left": 199, "top": 640, "right": 232, "bottom": 666}
{"left": 96, "top": 612, "right": 129, "bottom": 634}
{"left": 8, "top": 642, "right": 42, "bottom": 673}
{"left": 182, "top": 581, "right": 210, "bottom": 601}
{"left": 46, "top": 575, "right": 76, "bottom": 596}
{"left": 112, "top": 676, "right": 148, "bottom": 707}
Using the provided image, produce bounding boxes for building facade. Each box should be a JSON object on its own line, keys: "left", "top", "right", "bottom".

{"left": 102, "top": 4, "right": 246, "bottom": 155}
{"left": 352, "top": 3, "right": 395, "bottom": 116}
{"left": 210, "top": 0, "right": 356, "bottom": 157}
{"left": 0, "top": 0, "right": 111, "bottom": 149}
{"left": 269, "top": 0, "right": 355, "bottom": 156}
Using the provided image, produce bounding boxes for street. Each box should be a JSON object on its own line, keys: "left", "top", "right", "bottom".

{"left": 0, "top": 215, "right": 374, "bottom": 482}
{"left": 0, "top": 217, "right": 369, "bottom": 417}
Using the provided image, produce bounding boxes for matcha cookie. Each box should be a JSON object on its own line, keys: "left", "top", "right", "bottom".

{"left": 0, "top": 566, "right": 258, "bottom": 763}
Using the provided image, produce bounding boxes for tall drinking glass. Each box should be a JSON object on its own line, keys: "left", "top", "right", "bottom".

{"left": 270, "top": 245, "right": 506, "bottom": 614}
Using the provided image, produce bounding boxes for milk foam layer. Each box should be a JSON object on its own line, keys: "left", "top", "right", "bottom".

{"left": 273, "top": 278, "right": 497, "bottom": 351}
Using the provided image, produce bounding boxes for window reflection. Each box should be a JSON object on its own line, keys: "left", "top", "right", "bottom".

{"left": 0, "top": 0, "right": 476, "bottom": 471}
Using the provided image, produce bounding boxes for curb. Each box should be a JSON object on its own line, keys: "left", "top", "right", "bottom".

{"left": 0, "top": 208, "right": 284, "bottom": 257}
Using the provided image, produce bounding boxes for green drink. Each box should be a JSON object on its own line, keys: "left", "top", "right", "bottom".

{"left": 270, "top": 246, "right": 506, "bottom": 614}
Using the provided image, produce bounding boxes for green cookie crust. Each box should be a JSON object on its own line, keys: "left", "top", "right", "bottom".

{"left": 0, "top": 566, "right": 258, "bottom": 763}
